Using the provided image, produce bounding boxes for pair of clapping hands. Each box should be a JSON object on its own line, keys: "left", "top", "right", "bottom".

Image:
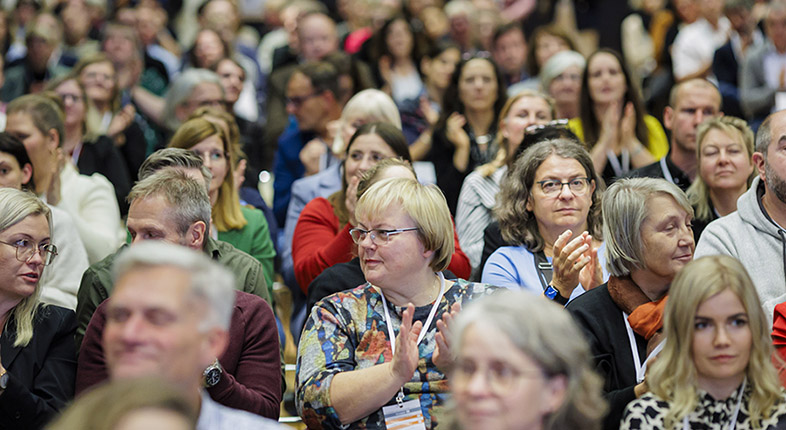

{"left": 550, "top": 230, "right": 604, "bottom": 299}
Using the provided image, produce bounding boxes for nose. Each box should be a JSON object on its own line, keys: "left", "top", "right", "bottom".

{"left": 358, "top": 155, "right": 375, "bottom": 172}
{"left": 464, "top": 369, "right": 492, "bottom": 396}
{"left": 717, "top": 149, "right": 730, "bottom": 164}
{"left": 713, "top": 325, "right": 731, "bottom": 347}
{"left": 557, "top": 182, "right": 575, "bottom": 199}
{"left": 694, "top": 110, "right": 706, "bottom": 126}
{"left": 26, "top": 248, "right": 45, "bottom": 266}
{"left": 286, "top": 100, "right": 297, "bottom": 115}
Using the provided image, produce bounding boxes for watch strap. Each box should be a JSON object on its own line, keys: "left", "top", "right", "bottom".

{"left": 545, "top": 285, "right": 569, "bottom": 306}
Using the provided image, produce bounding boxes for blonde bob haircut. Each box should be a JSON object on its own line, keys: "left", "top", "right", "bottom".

{"left": 355, "top": 177, "right": 454, "bottom": 272}
{"left": 452, "top": 290, "right": 606, "bottom": 430}
{"left": 686, "top": 116, "right": 755, "bottom": 222}
{"left": 648, "top": 255, "right": 782, "bottom": 429}
{"left": 0, "top": 188, "right": 52, "bottom": 348}
{"left": 603, "top": 178, "right": 693, "bottom": 277}
{"left": 168, "top": 117, "right": 247, "bottom": 232}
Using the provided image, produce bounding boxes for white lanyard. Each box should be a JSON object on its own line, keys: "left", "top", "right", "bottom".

{"left": 607, "top": 149, "right": 630, "bottom": 177}
{"left": 660, "top": 157, "right": 675, "bottom": 185}
{"left": 623, "top": 312, "right": 645, "bottom": 383}
{"left": 682, "top": 378, "right": 746, "bottom": 430}
{"left": 379, "top": 272, "right": 446, "bottom": 405}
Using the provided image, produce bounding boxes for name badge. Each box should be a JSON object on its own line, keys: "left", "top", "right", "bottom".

{"left": 382, "top": 399, "right": 427, "bottom": 430}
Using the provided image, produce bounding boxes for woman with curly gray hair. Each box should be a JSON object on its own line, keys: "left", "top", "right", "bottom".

{"left": 481, "top": 138, "right": 605, "bottom": 305}
{"left": 451, "top": 290, "right": 607, "bottom": 430}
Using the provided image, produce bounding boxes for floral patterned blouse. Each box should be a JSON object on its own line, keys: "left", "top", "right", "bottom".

{"left": 621, "top": 384, "right": 786, "bottom": 430}
{"left": 296, "top": 278, "right": 497, "bottom": 429}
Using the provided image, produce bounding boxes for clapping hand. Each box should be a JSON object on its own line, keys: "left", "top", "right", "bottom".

{"left": 433, "top": 302, "right": 461, "bottom": 373}
{"left": 390, "top": 304, "right": 423, "bottom": 385}
{"left": 551, "top": 231, "right": 596, "bottom": 297}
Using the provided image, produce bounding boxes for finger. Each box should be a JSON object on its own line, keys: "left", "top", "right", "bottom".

{"left": 566, "top": 243, "right": 590, "bottom": 265}
{"left": 434, "top": 331, "right": 450, "bottom": 357}
{"left": 553, "top": 230, "right": 572, "bottom": 253}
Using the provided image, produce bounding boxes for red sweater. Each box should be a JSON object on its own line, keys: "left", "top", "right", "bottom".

{"left": 75, "top": 291, "right": 283, "bottom": 419}
{"left": 292, "top": 197, "right": 472, "bottom": 293}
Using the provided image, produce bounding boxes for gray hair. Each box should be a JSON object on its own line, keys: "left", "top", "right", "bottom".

{"left": 127, "top": 169, "right": 212, "bottom": 239}
{"left": 341, "top": 89, "right": 402, "bottom": 128}
{"left": 452, "top": 291, "right": 606, "bottom": 430}
{"left": 603, "top": 178, "right": 693, "bottom": 277}
{"left": 0, "top": 188, "right": 52, "bottom": 347}
{"left": 138, "top": 148, "right": 212, "bottom": 191}
{"left": 755, "top": 111, "right": 779, "bottom": 155}
{"left": 112, "top": 241, "right": 235, "bottom": 330}
{"left": 539, "top": 50, "right": 586, "bottom": 92}
{"left": 162, "top": 69, "right": 223, "bottom": 131}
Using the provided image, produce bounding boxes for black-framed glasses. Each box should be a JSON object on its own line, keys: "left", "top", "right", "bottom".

{"left": 286, "top": 92, "right": 319, "bottom": 107}
{"left": 0, "top": 239, "right": 58, "bottom": 265}
{"left": 349, "top": 227, "right": 419, "bottom": 246}
{"left": 536, "top": 177, "right": 591, "bottom": 196}
{"left": 525, "top": 119, "right": 569, "bottom": 134}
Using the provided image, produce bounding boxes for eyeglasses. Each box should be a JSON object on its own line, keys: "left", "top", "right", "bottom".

{"left": 452, "top": 359, "right": 545, "bottom": 394}
{"left": 0, "top": 239, "right": 58, "bottom": 265}
{"left": 349, "top": 227, "right": 419, "bottom": 246}
{"left": 536, "top": 177, "right": 591, "bottom": 196}
{"left": 286, "top": 92, "right": 319, "bottom": 107}
{"left": 525, "top": 119, "right": 569, "bottom": 134}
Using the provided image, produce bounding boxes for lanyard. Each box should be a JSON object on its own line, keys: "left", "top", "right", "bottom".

{"left": 682, "top": 378, "right": 746, "bottom": 430}
{"left": 379, "top": 272, "right": 446, "bottom": 405}
{"left": 623, "top": 312, "right": 645, "bottom": 383}
{"left": 607, "top": 149, "right": 630, "bottom": 177}
{"left": 660, "top": 157, "right": 675, "bottom": 185}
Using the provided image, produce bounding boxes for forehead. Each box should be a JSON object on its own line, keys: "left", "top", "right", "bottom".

{"left": 82, "top": 61, "right": 114, "bottom": 74}
{"left": 55, "top": 79, "right": 80, "bottom": 93}
{"left": 190, "top": 82, "right": 222, "bottom": 98}
{"left": 461, "top": 59, "right": 494, "bottom": 76}
{"left": 0, "top": 151, "right": 22, "bottom": 168}
{"left": 111, "top": 266, "right": 193, "bottom": 310}
{"left": 5, "top": 113, "right": 37, "bottom": 133}
{"left": 534, "top": 154, "right": 587, "bottom": 178}
{"left": 509, "top": 95, "right": 550, "bottom": 112}
{"left": 287, "top": 72, "right": 313, "bottom": 92}
{"left": 589, "top": 52, "right": 620, "bottom": 69}
{"left": 675, "top": 84, "right": 720, "bottom": 108}
{"left": 128, "top": 194, "right": 177, "bottom": 226}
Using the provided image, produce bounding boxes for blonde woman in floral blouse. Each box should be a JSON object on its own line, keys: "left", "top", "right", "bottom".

{"left": 621, "top": 255, "right": 786, "bottom": 430}
{"left": 296, "top": 178, "right": 496, "bottom": 429}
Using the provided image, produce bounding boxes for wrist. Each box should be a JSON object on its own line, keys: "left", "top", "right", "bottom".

{"left": 544, "top": 283, "right": 569, "bottom": 305}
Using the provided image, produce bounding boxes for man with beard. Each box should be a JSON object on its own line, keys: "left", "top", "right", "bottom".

{"left": 695, "top": 109, "right": 786, "bottom": 320}
{"left": 624, "top": 79, "right": 722, "bottom": 191}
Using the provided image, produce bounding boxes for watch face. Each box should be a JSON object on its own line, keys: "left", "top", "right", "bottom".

{"left": 0, "top": 372, "right": 8, "bottom": 390}
{"left": 205, "top": 368, "right": 221, "bottom": 387}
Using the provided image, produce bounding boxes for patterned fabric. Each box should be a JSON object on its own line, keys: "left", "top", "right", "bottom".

{"left": 296, "top": 279, "right": 497, "bottom": 429}
{"left": 621, "top": 386, "right": 786, "bottom": 430}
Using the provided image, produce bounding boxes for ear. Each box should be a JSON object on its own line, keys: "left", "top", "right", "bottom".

{"left": 663, "top": 106, "right": 674, "bottom": 131}
{"left": 500, "top": 118, "right": 510, "bottom": 140}
{"left": 541, "top": 375, "right": 568, "bottom": 415}
{"left": 186, "top": 221, "right": 207, "bottom": 250}
{"left": 175, "top": 104, "right": 188, "bottom": 122}
{"left": 21, "top": 163, "right": 33, "bottom": 186}
{"left": 752, "top": 151, "right": 766, "bottom": 181}
{"left": 420, "top": 57, "right": 431, "bottom": 75}
{"left": 525, "top": 195, "right": 533, "bottom": 212}
{"left": 46, "top": 128, "right": 60, "bottom": 152}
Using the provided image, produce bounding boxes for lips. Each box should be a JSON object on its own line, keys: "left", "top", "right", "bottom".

{"left": 710, "top": 354, "right": 737, "bottom": 363}
{"left": 20, "top": 272, "right": 40, "bottom": 282}
{"left": 674, "top": 254, "right": 693, "bottom": 262}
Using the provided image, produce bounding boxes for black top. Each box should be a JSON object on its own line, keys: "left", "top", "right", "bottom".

{"left": 566, "top": 283, "right": 647, "bottom": 430}
{"left": 622, "top": 153, "right": 692, "bottom": 192}
{"left": 0, "top": 305, "right": 77, "bottom": 430}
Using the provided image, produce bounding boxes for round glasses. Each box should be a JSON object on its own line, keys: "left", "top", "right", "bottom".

{"left": 0, "top": 239, "right": 58, "bottom": 266}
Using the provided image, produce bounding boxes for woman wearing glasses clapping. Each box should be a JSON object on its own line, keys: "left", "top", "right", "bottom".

{"left": 482, "top": 139, "right": 606, "bottom": 305}
{"left": 0, "top": 188, "right": 77, "bottom": 429}
{"left": 296, "top": 177, "right": 497, "bottom": 429}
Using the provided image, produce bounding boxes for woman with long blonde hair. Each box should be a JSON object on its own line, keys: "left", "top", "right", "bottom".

{"left": 621, "top": 255, "right": 786, "bottom": 429}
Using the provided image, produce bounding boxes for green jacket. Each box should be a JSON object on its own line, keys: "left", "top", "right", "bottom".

{"left": 74, "top": 237, "right": 270, "bottom": 348}
{"left": 217, "top": 205, "right": 276, "bottom": 290}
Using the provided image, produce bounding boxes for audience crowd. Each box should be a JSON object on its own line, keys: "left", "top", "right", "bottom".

{"left": 1, "top": 0, "right": 786, "bottom": 428}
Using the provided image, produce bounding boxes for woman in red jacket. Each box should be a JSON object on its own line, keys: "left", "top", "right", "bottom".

{"left": 292, "top": 122, "right": 470, "bottom": 291}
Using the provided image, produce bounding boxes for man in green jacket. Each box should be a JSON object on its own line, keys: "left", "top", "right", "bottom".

{"left": 74, "top": 167, "right": 270, "bottom": 347}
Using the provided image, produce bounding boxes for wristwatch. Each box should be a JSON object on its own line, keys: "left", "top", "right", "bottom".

{"left": 0, "top": 368, "right": 9, "bottom": 394}
{"left": 203, "top": 359, "right": 223, "bottom": 388}
{"left": 544, "top": 284, "right": 569, "bottom": 306}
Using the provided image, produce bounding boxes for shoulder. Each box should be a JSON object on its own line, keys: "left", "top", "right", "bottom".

{"left": 447, "top": 278, "right": 499, "bottom": 301}
{"left": 623, "top": 160, "right": 662, "bottom": 180}
{"left": 302, "top": 197, "right": 335, "bottom": 213}
{"left": 200, "top": 394, "right": 285, "bottom": 430}
{"left": 239, "top": 205, "right": 267, "bottom": 225}
{"left": 212, "top": 239, "right": 262, "bottom": 268}
{"left": 35, "top": 304, "right": 77, "bottom": 329}
{"left": 565, "top": 283, "right": 616, "bottom": 316}
{"left": 623, "top": 393, "right": 670, "bottom": 427}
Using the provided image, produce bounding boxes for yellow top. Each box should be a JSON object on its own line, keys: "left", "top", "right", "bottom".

{"left": 568, "top": 114, "right": 668, "bottom": 160}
